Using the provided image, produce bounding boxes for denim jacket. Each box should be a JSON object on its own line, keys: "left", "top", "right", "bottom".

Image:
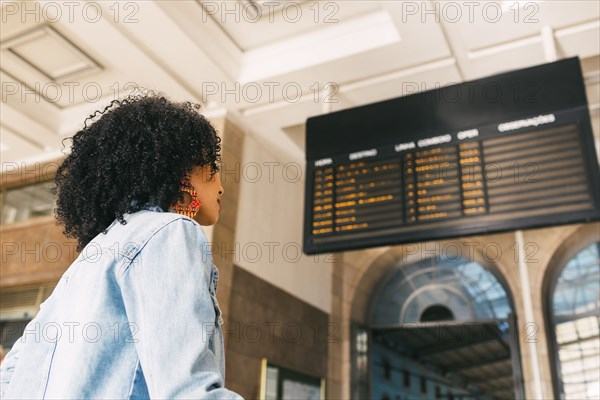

{"left": 0, "top": 205, "right": 243, "bottom": 399}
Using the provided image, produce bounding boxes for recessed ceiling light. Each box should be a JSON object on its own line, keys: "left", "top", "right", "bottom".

{"left": 241, "top": 0, "right": 303, "bottom": 19}
{"left": 501, "top": 0, "right": 543, "bottom": 13}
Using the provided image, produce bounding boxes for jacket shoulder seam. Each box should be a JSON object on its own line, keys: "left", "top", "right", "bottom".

{"left": 116, "top": 214, "right": 200, "bottom": 278}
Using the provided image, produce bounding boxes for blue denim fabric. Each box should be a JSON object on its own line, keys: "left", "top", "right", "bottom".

{"left": 0, "top": 205, "right": 243, "bottom": 399}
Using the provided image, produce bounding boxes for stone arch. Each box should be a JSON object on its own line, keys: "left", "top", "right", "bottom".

{"left": 349, "top": 238, "right": 519, "bottom": 326}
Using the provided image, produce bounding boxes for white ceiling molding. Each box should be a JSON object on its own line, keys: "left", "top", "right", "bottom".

{"left": 0, "top": 69, "right": 63, "bottom": 133}
{"left": 161, "top": 1, "right": 243, "bottom": 81}
{"left": 241, "top": 57, "right": 457, "bottom": 120}
{"left": 0, "top": 125, "right": 45, "bottom": 164}
{"left": 0, "top": 148, "right": 67, "bottom": 174}
{"left": 0, "top": 102, "right": 59, "bottom": 150}
{"left": 555, "top": 19, "right": 600, "bottom": 60}
{"left": 446, "top": 0, "right": 599, "bottom": 52}
{"left": 467, "top": 34, "right": 542, "bottom": 60}
{"left": 239, "top": 10, "right": 401, "bottom": 83}
{"left": 281, "top": 123, "right": 305, "bottom": 151}
{"left": 96, "top": 0, "right": 220, "bottom": 105}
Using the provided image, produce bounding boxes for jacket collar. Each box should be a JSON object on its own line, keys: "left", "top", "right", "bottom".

{"left": 129, "top": 198, "right": 164, "bottom": 212}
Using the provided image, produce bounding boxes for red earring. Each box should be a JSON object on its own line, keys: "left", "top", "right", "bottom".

{"left": 171, "top": 177, "right": 202, "bottom": 218}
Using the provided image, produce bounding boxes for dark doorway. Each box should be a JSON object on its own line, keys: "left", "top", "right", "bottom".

{"left": 420, "top": 305, "right": 455, "bottom": 322}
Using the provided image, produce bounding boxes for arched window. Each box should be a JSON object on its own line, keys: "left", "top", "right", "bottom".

{"left": 369, "top": 256, "right": 512, "bottom": 327}
{"left": 547, "top": 241, "right": 600, "bottom": 400}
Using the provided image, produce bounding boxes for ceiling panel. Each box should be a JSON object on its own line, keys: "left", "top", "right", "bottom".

{"left": 556, "top": 20, "right": 600, "bottom": 60}
{"left": 0, "top": 125, "right": 43, "bottom": 163}
{"left": 1, "top": 25, "right": 100, "bottom": 80}
{"left": 239, "top": 10, "right": 401, "bottom": 83}
{"left": 448, "top": 0, "right": 599, "bottom": 51}
{"left": 332, "top": 59, "right": 462, "bottom": 110}
{"left": 466, "top": 37, "right": 547, "bottom": 79}
{"left": 199, "top": 0, "right": 381, "bottom": 50}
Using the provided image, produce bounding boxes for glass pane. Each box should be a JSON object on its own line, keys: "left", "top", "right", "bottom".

{"left": 552, "top": 242, "right": 600, "bottom": 400}
{"left": 369, "top": 256, "right": 511, "bottom": 327}
{"left": 0, "top": 319, "right": 31, "bottom": 362}
{"left": 265, "top": 366, "right": 279, "bottom": 400}
{"left": 1, "top": 181, "right": 55, "bottom": 225}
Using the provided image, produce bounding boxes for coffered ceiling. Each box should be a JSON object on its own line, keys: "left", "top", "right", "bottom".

{"left": 1, "top": 0, "right": 599, "bottom": 167}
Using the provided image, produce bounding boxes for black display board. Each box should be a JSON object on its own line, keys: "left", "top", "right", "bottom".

{"left": 303, "top": 57, "right": 600, "bottom": 255}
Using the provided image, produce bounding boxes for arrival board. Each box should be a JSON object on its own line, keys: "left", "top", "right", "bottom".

{"left": 303, "top": 58, "right": 600, "bottom": 254}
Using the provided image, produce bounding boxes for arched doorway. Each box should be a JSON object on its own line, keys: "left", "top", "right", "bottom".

{"left": 545, "top": 241, "right": 600, "bottom": 399}
{"left": 353, "top": 255, "right": 524, "bottom": 399}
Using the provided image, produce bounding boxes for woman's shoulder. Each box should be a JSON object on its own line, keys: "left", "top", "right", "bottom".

{"left": 141, "top": 211, "right": 208, "bottom": 243}
{"left": 102, "top": 210, "right": 209, "bottom": 262}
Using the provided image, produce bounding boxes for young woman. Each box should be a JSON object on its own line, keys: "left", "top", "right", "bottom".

{"left": 0, "top": 92, "right": 243, "bottom": 399}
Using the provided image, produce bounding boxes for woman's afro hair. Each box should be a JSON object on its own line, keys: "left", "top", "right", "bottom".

{"left": 52, "top": 91, "right": 221, "bottom": 252}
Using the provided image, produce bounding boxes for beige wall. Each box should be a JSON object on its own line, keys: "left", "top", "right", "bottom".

{"left": 0, "top": 216, "right": 76, "bottom": 288}
{"left": 226, "top": 266, "right": 329, "bottom": 399}
{"left": 234, "top": 134, "right": 333, "bottom": 314}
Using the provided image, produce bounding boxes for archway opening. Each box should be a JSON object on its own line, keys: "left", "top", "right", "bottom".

{"left": 360, "top": 255, "right": 523, "bottom": 400}
{"left": 420, "top": 305, "right": 455, "bottom": 322}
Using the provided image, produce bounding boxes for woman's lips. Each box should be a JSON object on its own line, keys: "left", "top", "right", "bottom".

{"left": 217, "top": 199, "right": 221, "bottom": 211}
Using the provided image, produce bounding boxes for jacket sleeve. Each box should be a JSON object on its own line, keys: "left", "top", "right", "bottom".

{"left": 119, "top": 217, "right": 243, "bottom": 399}
{"left": 0, "top": 333, "right": 25, "bottom": 398}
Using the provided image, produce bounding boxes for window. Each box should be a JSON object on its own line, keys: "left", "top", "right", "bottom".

{"left": 369, "top": 256, "right": 512, "bottom": 327}
{"left": 351, "top": 323, "right": 369, "bottom": 399}
{"left": 420, "top": 376, "right": 427, "bottom": 394}
{"left": 260, "top": 359, "right": 324, "bottom": 400}
{"left": 0, "top": 319, "right": 31, "bottom": 361}
{"left": 382, "top": 358, "right": 391, "bottom": 381}
{"left": 548, "top": 242, "right": 600, "bottom": 400}
{"left": 1, "top": 180, "right": 55, "bottom": 225}
{"left": 0, "top": 282, "right": 58, "bottom": 362}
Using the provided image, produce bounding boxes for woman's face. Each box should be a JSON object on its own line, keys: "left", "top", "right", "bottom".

{"left": 173, "top": 164, "right": 224, "bottom": 226}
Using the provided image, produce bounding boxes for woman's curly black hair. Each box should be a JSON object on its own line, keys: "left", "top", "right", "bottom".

{"left": 52, "top": 91, "right": 221, "bottom": 252}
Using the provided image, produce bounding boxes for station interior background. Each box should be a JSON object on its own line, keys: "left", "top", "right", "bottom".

{"left": 1, "top": 1, "right": 599, "bottom": 399}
